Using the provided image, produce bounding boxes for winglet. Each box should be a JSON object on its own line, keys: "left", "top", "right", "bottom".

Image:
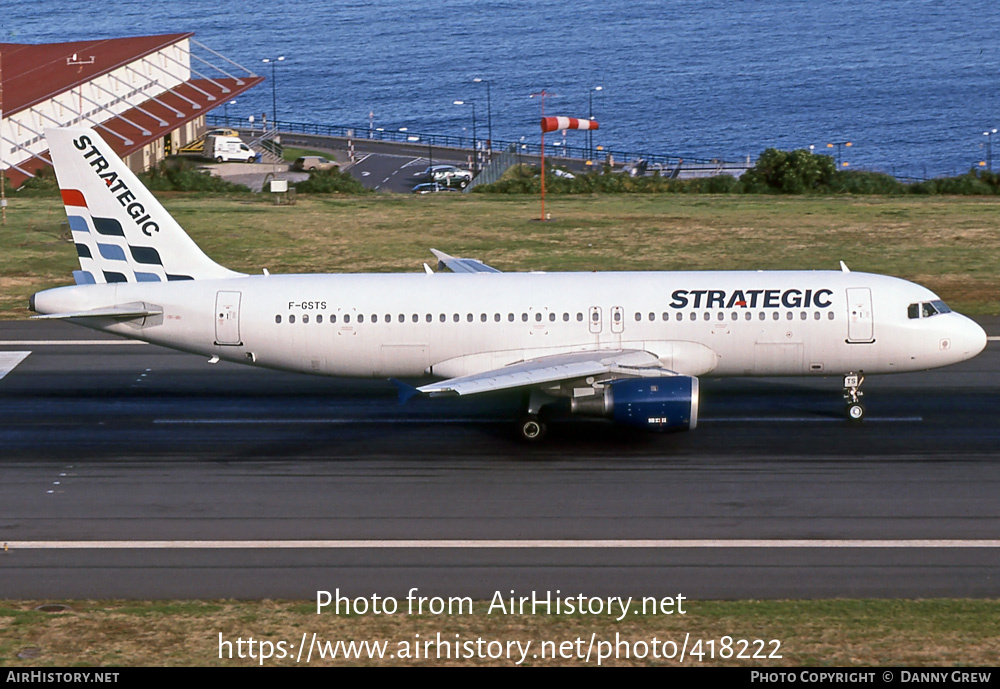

{"left": 389, "top": 379, "right": 422, "bottom": 404}
{"left": 839, "top": 260, "right": 850, "bottom": 273}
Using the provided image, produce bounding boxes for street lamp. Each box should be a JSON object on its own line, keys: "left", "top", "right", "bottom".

{"left": 826, "top": 140, "right": 852, "bottom": 168}
{"left": 261, "top": 56, "right": 285, "bottom": 126}
{"left": 588, "top": 85, "right": 603, "bottom": 162}
{"left": 453, "top": 100, "right": 477, "bottom": 171}
{"left": 983, "top": 129, "right": 997, "bottom": 171}
{"left": 473, "top": 78, "right": 492, "bottom": 160}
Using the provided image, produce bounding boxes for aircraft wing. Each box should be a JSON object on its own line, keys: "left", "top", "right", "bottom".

{"left": 417, "top": 349, "right": 677, "bottom": 396}
{"left": 430, "top": 249, "right": 502, "bottom": 274}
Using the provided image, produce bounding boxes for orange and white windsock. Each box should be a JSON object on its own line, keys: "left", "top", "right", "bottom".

{"left": 540, "top": 116, "right": 599, "bottom": 133}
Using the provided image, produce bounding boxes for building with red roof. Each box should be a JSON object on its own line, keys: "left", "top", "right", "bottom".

{"left": 0, "top": 33, "right": 264, "bottom": 188}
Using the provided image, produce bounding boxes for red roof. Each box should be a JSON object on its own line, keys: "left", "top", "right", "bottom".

{"left": 1, "top": 33, "right": 197, "bottom": 116}
{"left": 1, "top": 34, "right": 264, "bottom": 187}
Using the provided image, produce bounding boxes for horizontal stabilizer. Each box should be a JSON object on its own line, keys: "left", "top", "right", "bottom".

{"left": 31, "top": 303, "right": 162, "bottom": 321}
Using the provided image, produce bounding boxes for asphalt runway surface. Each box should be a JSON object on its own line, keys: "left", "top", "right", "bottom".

{"left": 1, "top": 320, "right": 998, "bottom": 600}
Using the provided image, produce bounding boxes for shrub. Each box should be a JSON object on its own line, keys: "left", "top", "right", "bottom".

{"left": 140, "top": 158, "right": 250, "bottom": 192}
{"left": 293, "top": 168, "right": 368, "bottom": 194}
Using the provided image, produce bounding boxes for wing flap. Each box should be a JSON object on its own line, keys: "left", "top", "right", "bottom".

{"left": 430, "top": 249, "right": 502, "bottom": 274}
{"left": 417, "top": 349, "right": 674, "bottom": 396}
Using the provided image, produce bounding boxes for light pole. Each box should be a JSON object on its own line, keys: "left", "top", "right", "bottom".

{"left": 453, "top": 100, "right": 477, "bottom": 171}
{"left": 983, "top": 129, "right": 997, "bottom": 171}
{"left": 826, "top": 140, "right": 852, "bottom": 168}
{"left": 261, "top": 56, "right": 284, "bottom": 127}
{"left": 473, "top": 78, "right": 492, "bottom": 160}
{"left": 588, "top": 85, "right": 603, "bottom": 163}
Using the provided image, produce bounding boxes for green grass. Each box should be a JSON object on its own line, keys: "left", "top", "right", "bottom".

{"left": 2, "top": 193, "right": 998, "bottom": 319}
{"left": 1, "top": 599, "right": 996, "bottom": 666}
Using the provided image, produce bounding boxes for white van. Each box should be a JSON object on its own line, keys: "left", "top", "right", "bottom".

{"left": 205, "top": 135, "right": 257, "bottom": 163}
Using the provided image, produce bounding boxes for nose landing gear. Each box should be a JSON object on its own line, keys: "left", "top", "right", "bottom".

{"left": 843, "top": 372, "right": 865, "bottom": 422}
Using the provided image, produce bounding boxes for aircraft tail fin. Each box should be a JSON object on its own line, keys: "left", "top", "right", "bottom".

{"left": 46, "top": 127, "right": 244, "bottom": 285}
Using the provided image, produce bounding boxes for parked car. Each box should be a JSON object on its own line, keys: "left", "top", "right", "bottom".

{"left": 293, "top": 156, "right": 338, "bottom": 171}
{"left": 412, "top": 182, "right": 460, "bottom": 194}
{"left": 419, "top": 164, "right": 473, "bottom": 188}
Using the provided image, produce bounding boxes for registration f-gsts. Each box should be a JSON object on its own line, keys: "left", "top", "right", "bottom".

{"left": 30, "top": 128, "right": 988, "bottom": 440}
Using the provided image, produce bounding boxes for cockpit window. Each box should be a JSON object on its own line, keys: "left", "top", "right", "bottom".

{"left": 931, "top": 299, "right": 951, "bottom": 314}
{"left": 908, "top": 300, "right": 952, "bottom": 319}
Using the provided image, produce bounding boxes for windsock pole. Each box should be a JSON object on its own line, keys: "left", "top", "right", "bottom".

{"left": 536, "top": 114, "right": 599, "bottom": 221}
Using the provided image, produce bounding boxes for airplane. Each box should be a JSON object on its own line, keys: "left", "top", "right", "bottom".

{"left": 29, "top": 127, "right": 988, "bottom": 441}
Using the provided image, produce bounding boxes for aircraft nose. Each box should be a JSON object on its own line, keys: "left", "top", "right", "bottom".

{"left": 955, "top": 316, "right": 987, "bottom": 361}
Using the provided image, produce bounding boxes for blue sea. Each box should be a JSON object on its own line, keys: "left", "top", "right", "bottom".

{"left": 4, "top": 0, "right": 1000, "bottom": 178}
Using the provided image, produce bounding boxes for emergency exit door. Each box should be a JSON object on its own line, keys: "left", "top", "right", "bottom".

{"left": 846, "top": 287, "right": 874, "bottom": 342}
{"left": 215, "top": 290, "right": 242, "bottom": 345}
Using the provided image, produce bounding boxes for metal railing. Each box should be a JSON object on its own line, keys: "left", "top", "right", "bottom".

{"left": 206, "top": 114, "right": 746, "bottom": 168}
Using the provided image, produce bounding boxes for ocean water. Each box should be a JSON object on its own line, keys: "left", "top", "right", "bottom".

{"left": 4, "top": 0, "right": 1000, "bottom": 178}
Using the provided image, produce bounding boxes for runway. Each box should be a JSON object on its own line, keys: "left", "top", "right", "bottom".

{"left": 1, "top": 320, "right": 998, "bottom": 600}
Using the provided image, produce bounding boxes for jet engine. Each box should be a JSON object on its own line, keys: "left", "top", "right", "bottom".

{"left": 569, "top": 376, "right": 699, "bottom": 431}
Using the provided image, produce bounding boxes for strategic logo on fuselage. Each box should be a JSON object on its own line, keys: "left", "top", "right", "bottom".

{"left": 669, "top": 288, "right": 834, "bottom": 309}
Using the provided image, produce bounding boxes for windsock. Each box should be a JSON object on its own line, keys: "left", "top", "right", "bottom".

{"left": 540, "top": 117, "right": 599, "bottom": 133}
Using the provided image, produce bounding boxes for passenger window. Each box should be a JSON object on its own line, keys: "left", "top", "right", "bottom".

{"left": 411, "top": 314, "right": 418, "bottom": 323}
{"left": 649, "top": 312, "right": 656, "bottom": 321}
{"left": 677, "top": 313, "right": 684, "bottom": 321}
{"left": 614, "top": 312, "right": 622, "bottom": 323}
{"left": 317, "top": 315, "right": 323, "bottom": 324}
{"left": 759, "top": 312, "right": 765, "bottom": 321}
{"left": 453, "top": 314, "right": 459, "bottom": 322}
{"left": 522, "top": 313, "right": 528, "bottom": 322}
{"left": 717, "top": 312, "right": 723, "bottom": 321}
{"left": 635, "top": 312, "right": 642, "bottom": 322}
{"left": 275, "top": 315, "right": 281, "bottom": 324}
{"left": 495, "top": 313, "right": 501, "bottom": 322}
{"left": 549, "top": 313, "right": 556, "bottom": 322}
{"left": 426, "top": 314, "right": 432, "bottom": 322}
{"left": 399, "top": 314, "right": 405, "bottom": 323}
{"left": 331, "top": 314, "right": 337, "bottom": 323}
{"left": 731, "top": 312, "right": 738, "bottom": 321}
{"left": 745, "top": 312, "right": 751, "bottom": 321}
{"left": 508, "top": 313, "right": 515, "bottom": 322}
{"left": 371, "top": 314, "right": 377, "bottom": 323}
{"left": 290, "top": 315, "right": 296, "bottom": 324}
{"left": 481, "top": 314, "right": 487, "bottom": 322}
{"left": 439, "top": 314, "right": 446, "bottom": 323}
{"left": 786, "top": 312, "right": 792, "bottom": 320}
{"left": 800, "top": 312, "right": 806, "bottom": 320}
{"left": 772, "top": 312, "right": 779, "bottom": 321}
{"left": 662, "top": 312, "right": 669, "bottom": 321}
{"left": 563, "top": 313, "right": 569, "bottom": 322}
{"left": 814, "top": 312, "right": 820, "bottom": 320}
{"left": 704, "top": 313, "right": 710, "bottom": 321}
{"left": 828, "top": 312, "right": 835, "bottom": 320}
{"left": 303, "top": 314, "right": 310, "bottom": 324}
{"left": 577, "top": 313, "right": 584, "bottom": 322}
{"left": 357, "top": 314, "right": 364, "bottom": 323}
{"left": 535, "top": 313, "right": 542, "bottom": 322}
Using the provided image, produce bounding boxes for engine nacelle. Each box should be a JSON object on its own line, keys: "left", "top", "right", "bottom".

{"left": 570, "top": 376, "right": 699, "bottom": 431}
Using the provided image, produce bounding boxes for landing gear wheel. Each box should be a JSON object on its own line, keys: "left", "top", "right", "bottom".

{"left": 518, "top": 415, "right": 547, "bottom": 442}
{"left": 846, "top": 403, "right": 865, "bottom": 422}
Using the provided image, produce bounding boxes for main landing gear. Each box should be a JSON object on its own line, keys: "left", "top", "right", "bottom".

{"left": 517, "top": 390, "right": 555, "bottom": 442}
{"left": 843, "top": 372, "right": 865, "bottom": 422}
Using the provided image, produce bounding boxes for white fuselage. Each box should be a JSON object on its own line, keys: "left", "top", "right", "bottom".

{"left": 32, "top": 269, "right": 987, "bottom": 381}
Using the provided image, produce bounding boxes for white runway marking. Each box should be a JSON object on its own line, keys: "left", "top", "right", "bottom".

{"left": 153, "top": 416, "right": 922, "bottom": 425}
{"left": 0, "top": 340, "right": 146, "bottom": 346}
{"left": 0, "top": 351, "right": 31, "bottom": 380}
{"left": 703, "top": 416, "right": 923, "bottom": 423}
{"left": 5, "top": 539, "right": 999, "bottom": 550}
